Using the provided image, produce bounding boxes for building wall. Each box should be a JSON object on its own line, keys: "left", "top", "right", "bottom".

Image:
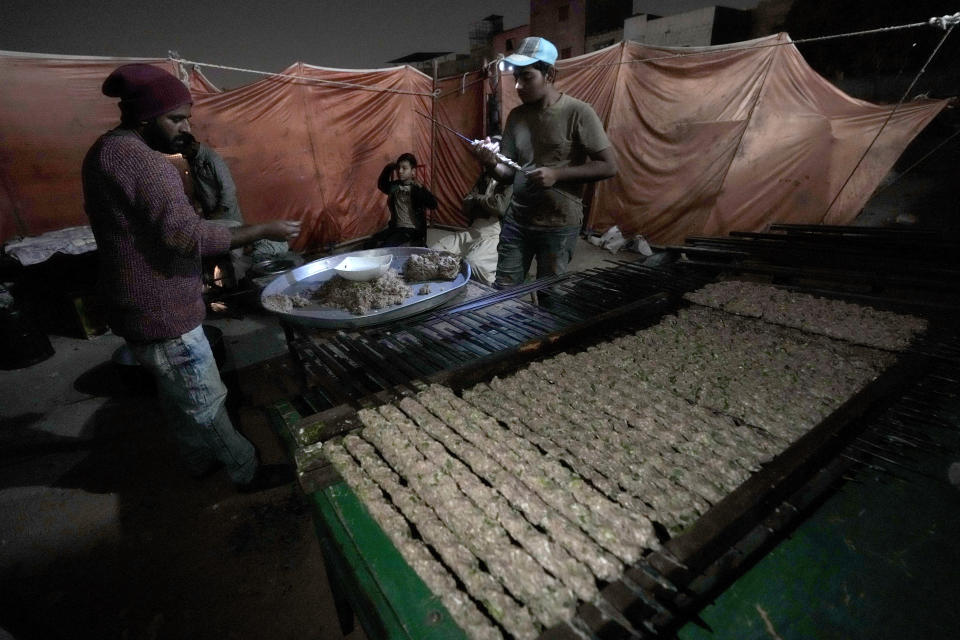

{"left": 437, "top": 54, "right": 479, "bottom": 77}
{"left": 626, "top": 7, "right": 718, "bottom": 47}
{"left": 530, "top": 0, "right": 587, "bottom": 59}
{"left": 406, "top": 1, "right": 795, "bottom": 78}
{"left": 585, "top": 28, "right": 623, "bottom": 53}
{"left": 751, "top": 0, "right": 794, "bottom": 38}
{"left": 400, "top": 53, "right": 457, "bottom": 76}
{"left": 492, "top": 24, "right": 532, "bottom": 57}
{"left": 647, "top": 7, "right": 718, "bottom": 47}
{"left": 712, "top": 7, "right": 752, "bottom": 45}
{"left": 623, "top": 13, "right": 649, "bottom": 43}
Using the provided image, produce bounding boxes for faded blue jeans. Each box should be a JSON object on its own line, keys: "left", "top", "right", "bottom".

{"left": 495, "top": 213, "right": 581, "bottom": 287}
{"left": 127, "top": 325, "right": 257, "bottom": 484}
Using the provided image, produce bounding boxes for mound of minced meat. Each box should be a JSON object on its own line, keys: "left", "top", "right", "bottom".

{"left": 403, "top": 252, "right": 460, "bottom": 281}
{"left": 311, "top": 269, "right": 412, "bottom": 315}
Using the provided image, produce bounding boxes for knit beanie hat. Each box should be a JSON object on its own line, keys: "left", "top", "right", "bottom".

{"left": 102, "top": 63, "right": 193, "bottom": 122}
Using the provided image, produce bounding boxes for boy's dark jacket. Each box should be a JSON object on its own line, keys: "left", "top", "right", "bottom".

{"left": 377, "top": 163, "right": 438, "bottom": 243}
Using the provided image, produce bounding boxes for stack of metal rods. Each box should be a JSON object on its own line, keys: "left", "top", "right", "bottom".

{"left": 847, "top": 347, "right": 960, "bottom": 483}
{"left": 669, "top": 224, "right": 960, "bottom": 303}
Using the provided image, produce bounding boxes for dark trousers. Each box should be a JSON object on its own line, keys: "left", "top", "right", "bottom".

{"left": 495, "top": 214, "right": 580, "bottom": 287}
{"left": 364, "top": 227, "right": 421, "bottom": 249}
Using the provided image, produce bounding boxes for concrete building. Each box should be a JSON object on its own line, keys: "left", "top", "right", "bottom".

{"left": 584, "top": 0, "right": 635, "bottom": 53}
{"left": 530, "top": 0, "right": 753, "bottom": 56}
{"left": 530, "top": 0, "right": 587, "bottom": 59}
{"left": 386, "top": 51, "right": 454, "bottom": 75}
{"left": 750, "top": 0, "right": 794, "bottom": 38}
{"left": 390, "top": 1, "right": 785, "bottom": 78}
{"left": 388, "top": 16, "right": 511, "bottom": 77}
{"left": 624, "top": 5, "right": 751, "bottom": 48}
{"left": 492, "top": 24, "right": 532, "bottom": 59}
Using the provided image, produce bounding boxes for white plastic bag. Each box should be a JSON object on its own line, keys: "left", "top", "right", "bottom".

{"left": 598, "top": 226, "right": 625, "bottom": 253}
{"left": 632, "top": 235, "right": 653, "bottom": 256}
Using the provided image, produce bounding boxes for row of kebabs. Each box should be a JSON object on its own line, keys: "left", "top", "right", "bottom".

{"left": 322, "top": 282, "right": 926, "bottom": 639}
{"left": 685, "top": 280, "right": 926, "bottom": 351}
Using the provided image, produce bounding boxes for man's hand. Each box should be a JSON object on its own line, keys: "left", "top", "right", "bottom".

{"left": 471, "top": 137, "right": 517, "bottom": 184}
{"left": 527, "top": 166, "right": 559, "bottom": 188}
{"left": 229, "top": 220, "right": 302, "bottom": 248}
{"left": 261, "top": 220, "right": 302, "bottom": 241}
{"left": 528, "top": 148, "right": 618, "bottom": 190}
{"left": 471, "top": 138, "right": 499, "bottom": 170}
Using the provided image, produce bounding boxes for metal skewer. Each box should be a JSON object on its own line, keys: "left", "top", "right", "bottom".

{"left": 413, "top": 109, "right": 585, "bottom": 204}
{"left": 413, "top": 109, "right": 523, "bottom": 171}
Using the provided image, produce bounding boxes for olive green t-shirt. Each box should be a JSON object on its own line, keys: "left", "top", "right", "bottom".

{"left": 393, "top": 183, "right": 416, "bottom": 229}
{"left": 500, "top": 93, "right": 611, "bottom": 227}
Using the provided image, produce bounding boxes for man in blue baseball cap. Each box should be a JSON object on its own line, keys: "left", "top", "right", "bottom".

{"left": 474, "top": 36, "right": 617, "bottom": 290}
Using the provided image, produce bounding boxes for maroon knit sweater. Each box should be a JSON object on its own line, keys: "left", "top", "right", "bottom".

{"left": 82, "top": 129, "right": 232, "bottom": 341}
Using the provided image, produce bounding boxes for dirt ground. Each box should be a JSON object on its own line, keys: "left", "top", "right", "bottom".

{"left": 0, "top": 351, "right": 364, "bottom": 640}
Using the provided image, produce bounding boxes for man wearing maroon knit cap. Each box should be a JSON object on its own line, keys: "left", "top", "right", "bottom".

{"left": 83, "top": 63, "right": 299, "bottom": 493}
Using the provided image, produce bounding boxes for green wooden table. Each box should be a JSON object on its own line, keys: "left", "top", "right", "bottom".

{"left": 311, "top": 481, "right": 468, "bottom": 640}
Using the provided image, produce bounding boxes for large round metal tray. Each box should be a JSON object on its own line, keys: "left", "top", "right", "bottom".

{"left": 259, "top": 247, "right": 471, "bottom": 328}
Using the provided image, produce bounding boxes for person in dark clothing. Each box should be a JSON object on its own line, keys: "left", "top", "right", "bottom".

{"left": 180, "top": 133, "right": 287, "bottom": 284}
{"left": 366, "top": 153, "right": 438, "bottom": 248}
{"left": 82, "top": 63, "right": 299, "bottom": 493}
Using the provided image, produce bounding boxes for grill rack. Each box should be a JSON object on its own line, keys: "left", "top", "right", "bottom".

{"left": 282, "top": 260, "right": 708, "bottom": 415}
{"left": 547, "top": 334, "right": 960, "bottom": 639}
{"left": 273, "top": 225, "right": 960, "bottom": 639}
{"left": 668, "top": 223, "right": 960, "bottom": 311}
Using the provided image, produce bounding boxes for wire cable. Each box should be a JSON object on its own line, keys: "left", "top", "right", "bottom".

{"left": 169, "top": 57, "right": 439, "bottom": 97}
{"left": 434, "top": 14, "right": 960, "bottom": 99}
{"left": 821, "top": 18, "right": 957, "bottom": 220}
{"left": 169, "top": 14, "right": 959, "bottom": 100}
{"left": 872, "top": 124, "right": 960, "bottom": 196}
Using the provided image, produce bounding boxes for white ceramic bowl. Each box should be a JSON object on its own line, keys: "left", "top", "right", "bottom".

{"left": 333, "top": 254, "right": 393, "bottom": 281}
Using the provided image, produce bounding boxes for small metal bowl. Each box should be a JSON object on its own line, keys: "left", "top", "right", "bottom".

{"left": 251, "top": 258, "right": 297, "bottom": 277}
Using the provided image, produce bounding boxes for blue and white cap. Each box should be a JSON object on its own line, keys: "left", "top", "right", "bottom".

{"left": 503, "top": 37, "right": 558, "bottom": 67}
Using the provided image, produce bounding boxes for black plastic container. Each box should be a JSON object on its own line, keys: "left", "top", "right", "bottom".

{"left": 0, "top": 305, "right": 55, "bottom": 370}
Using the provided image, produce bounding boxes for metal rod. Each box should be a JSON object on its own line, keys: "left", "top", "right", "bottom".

{"left": 413, "top": 108, "right": 523, "bottom": 171}
{"left": 375, "top": 334, "right": 437, "bottom": 377}
{"left": 412, "top": 109, "right": 588, "bottom": 205}
{"left": 386, "top": 331, "right": 449, "bottom": 372}
{"left": 431, "top": 320, "right": 495, "bottom": 361}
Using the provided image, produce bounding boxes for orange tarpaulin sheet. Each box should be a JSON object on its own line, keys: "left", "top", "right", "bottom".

{"left": 501, "top": 35, "right": 946, "bottom": 243}
{"left": 0, "top": 51, "right": 485, "bottom": 247}
{"left": 0, "top": 54, "right": 190, "bottom": 243}
{"left": 0, "top": 37, "right": 947, "bottom": 248}
{"left": 188, "top": 62, "right": 437, "bottom": 248}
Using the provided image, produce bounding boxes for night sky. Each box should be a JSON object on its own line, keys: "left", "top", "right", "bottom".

{"left": 0, "top": 1, "right": 759, "bottom": 88}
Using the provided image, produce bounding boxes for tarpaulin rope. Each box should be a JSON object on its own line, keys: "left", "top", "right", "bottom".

{"left": 434, "top": 13, "right": 960, "bottom": 100}
{"left": 167, "top": 14, "right": 959, "bottom": 103}
{"left": 561, "top": 13, "right": 960, "bottom": 70}
{"left": 169, "top": 57, "right": 440, "bottom": 97}
{"left": 821, "top": 16, "right": 958, "bottom": 220}
{"left": 872, "top": 125, "right": 960, "bottom": 196}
